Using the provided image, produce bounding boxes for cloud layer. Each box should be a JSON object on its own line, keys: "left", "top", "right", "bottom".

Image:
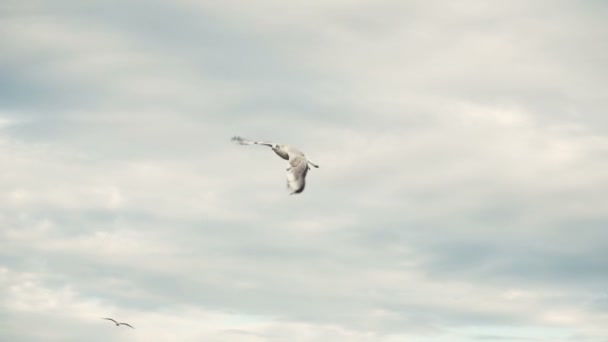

{"left": 1, "top": 1, "right": 607, "bottom": 341}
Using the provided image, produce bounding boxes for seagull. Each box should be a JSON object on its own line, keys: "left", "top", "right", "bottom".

{"left": 232, "top": 136, "right": 319, "bottom": 195}
{"left": 102, "top": 317, "right": 134, "bottom": 329}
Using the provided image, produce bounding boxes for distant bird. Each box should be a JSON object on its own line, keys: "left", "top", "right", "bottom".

{"left": 102, "top": 317, "right": 134, "bottom": 329}
{"left": 232, "top": 136, "right": 319, "bottom": 194}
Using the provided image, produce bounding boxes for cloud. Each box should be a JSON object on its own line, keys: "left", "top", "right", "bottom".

{"left": 1, "top": 0, "right": 608, "bottom": 341}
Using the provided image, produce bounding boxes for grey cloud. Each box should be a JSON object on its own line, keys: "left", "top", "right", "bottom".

{"left": 473, "top": 335, "right": 540, "bottom": 341}
{"left": 2, "top": 1, "right": 608, "bottom": 341}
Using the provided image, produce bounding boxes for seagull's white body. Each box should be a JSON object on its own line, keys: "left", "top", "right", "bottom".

{"left": 232, "top": 136, "right": 319, "bottom": 194}
{"left": 102, "top": 318, "right": 134, "bottom": 329}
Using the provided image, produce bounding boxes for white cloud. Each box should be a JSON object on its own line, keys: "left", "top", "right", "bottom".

{"left": 1, "top": 1, "right": 607, "bottom": 341}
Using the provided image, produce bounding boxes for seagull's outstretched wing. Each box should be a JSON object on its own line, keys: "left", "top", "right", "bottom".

{"left": 119, "top": 323, "right": 135, "bottom": 329}
{"left": 102, "top": 318, "right": 118, "bottom": 324}
{"left": 231, "top": 136, "right": 273, "bottom": 147}
{"left": 286, "top": 155, "right": 309, "bottom": 195}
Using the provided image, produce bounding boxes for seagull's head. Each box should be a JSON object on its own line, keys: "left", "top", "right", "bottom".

{"left": 271, "top": 144, "right": 289, "bottom": 160}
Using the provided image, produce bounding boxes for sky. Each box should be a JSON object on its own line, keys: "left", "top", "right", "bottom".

{"left": 1, "top": 0, "right": 608, "bottom": 341}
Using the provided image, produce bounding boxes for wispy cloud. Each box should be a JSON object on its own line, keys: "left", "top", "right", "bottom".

{"left": 1, "top": 0, "right": 607, "bottom": 341}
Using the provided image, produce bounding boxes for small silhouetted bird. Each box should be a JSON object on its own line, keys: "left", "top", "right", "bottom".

{"left": 102, "top": 317, "right": 134, "bottom": 329}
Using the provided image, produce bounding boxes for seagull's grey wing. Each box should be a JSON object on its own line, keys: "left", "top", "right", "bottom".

{"left": 286, "top": 155, "right": 309, "bottom": 194}
{"left": 287, "top": 146, "right": 319, "bottom": 168}
{"left": 119, "top": 323, "right": 135, "bottom": 329}
{"left": 102, "top": 318, "right": 118, "bottom": 324}
{"left": 231, "top": 136, "right": 273, "bottom": 147}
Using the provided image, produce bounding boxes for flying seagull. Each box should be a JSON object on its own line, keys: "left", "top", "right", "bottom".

{"left": 232, "top": 136, "right": 319, "bottom": 194}
{"left": 102, "top": 317, "right": 134, "bottom": 329}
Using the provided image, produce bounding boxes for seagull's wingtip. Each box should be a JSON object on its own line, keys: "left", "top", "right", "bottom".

{"left": 231, "top": 136, "right": 249, "bottom": 145}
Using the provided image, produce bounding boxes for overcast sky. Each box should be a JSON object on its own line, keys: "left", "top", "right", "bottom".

{"left": 1, "top": 1, "right": 608, "bottom": 341}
